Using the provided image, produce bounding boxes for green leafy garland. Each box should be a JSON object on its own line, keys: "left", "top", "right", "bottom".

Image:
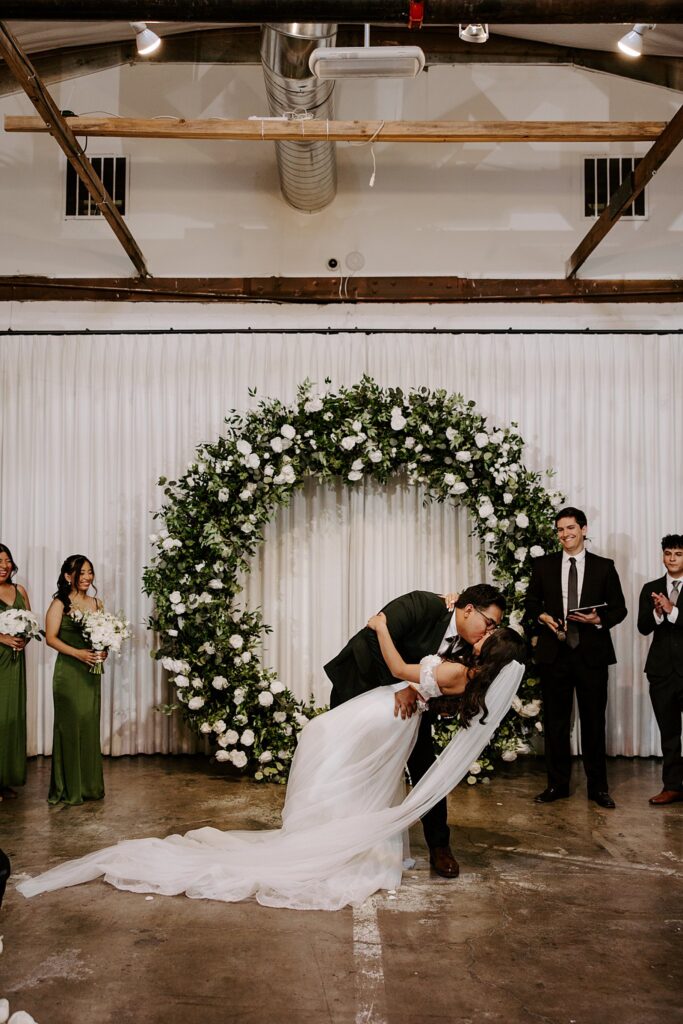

{"left": 144, "top": 377, "right": 562, "bottom": 784}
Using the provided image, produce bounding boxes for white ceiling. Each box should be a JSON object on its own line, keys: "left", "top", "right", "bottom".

{"left": 6, "top": 20, "right": 683, "bottom": 59}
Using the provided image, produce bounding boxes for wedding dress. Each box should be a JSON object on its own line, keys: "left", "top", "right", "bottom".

{"left": 18, "top": 657, "right": 524, "bottom": 911}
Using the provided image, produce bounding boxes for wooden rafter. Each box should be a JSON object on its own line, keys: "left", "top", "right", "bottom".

{"left": 4, "top": 115, "right": 668, "bottom": 144}
{"left": 0, "top": 21, "right": 149, "bottom": 278}
{"left": 566, "top": 104, "right": 683, "bottom": 278}
{"left": 0, "top": 276, "right": 680, "bottom": 304}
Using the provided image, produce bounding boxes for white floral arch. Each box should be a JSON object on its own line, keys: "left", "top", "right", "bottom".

{"left": 144, "top": 377, "right": 562, "bottom": 783}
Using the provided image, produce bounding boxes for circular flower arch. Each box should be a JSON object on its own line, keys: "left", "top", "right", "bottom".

{"left": 144, "top": 377, "right": 563, "bottom": 784}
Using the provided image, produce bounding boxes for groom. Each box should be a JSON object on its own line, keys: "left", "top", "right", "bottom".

{"left": 324, "top": 584, "right": 506, "bottom": 878}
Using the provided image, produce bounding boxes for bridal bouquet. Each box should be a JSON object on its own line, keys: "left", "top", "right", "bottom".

{"left": 0, "top": 607, "right": 44, "bottom": 658}
{"left": 70, "top": 608, "right": 132, "bottom": 674}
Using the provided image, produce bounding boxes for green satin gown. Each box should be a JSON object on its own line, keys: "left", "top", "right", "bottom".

{"left": 48, "top": 613, "right": 104, "bottom": 805}
{"left": 0, "top": 587, "right": 28, "bottom": 789}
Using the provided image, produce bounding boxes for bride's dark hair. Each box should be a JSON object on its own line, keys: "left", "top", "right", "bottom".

{"left": 54, "top": 554, "right": 96, "bottom": 614}
{"left": 430, "top": 627, "right": 527, "bottom": 728}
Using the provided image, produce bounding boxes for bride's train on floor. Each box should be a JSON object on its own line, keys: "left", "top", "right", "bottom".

{"left": 18, "top": 661, "right": 524, "bottom": 910}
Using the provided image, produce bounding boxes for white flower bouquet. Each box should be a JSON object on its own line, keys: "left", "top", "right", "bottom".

{"left": 0, "top": 608, "right": 44, "bottom": 658}
{"left": 70, "top": 608, "right": 132, "bottom": 674}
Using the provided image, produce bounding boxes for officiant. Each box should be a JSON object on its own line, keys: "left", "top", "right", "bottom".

{"left": 526, "top": 507, "right": 627, "bottom": 809}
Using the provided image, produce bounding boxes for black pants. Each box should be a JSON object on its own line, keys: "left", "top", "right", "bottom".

{"left": 329, "top": 686, "right": 449, "bottom": 849}
{"left": 540, "top": 646, "right": 609, "bottom": 794}
{"left": 0, "top": 848, "right": 10, "bottom": 908}
{"left": 648, "top": 671, "right": 683, "bottom": 791}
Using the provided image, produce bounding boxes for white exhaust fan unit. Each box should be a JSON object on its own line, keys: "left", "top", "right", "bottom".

{"left": 309, "top": 45, "right": 425, "bottom": 79}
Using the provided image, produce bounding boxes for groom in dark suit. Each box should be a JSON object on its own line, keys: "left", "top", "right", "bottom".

{"left": 324, "top": 584, "right": 506, "bottom": 878}
{"left": 637, "top": 533, "right": 683, "bottom": 806}
{"left": 526, "top": 507, "right": 627, "bottom": 809}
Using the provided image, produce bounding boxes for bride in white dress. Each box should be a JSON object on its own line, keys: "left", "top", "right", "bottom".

{"left": 18, "top": 619, "right": 525, "bottom": 911}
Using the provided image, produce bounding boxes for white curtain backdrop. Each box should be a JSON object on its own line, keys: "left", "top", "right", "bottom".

{"left": 1, "top": 331, "right": 680, "bottom": 758}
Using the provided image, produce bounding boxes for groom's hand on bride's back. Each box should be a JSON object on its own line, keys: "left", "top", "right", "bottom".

{"left": 394, "top": 688, "right": 419, "bottom": 719}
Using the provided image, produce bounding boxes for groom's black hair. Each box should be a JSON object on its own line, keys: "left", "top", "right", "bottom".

{"left": 456, "top": 583, "right": 506, "bottom": 614}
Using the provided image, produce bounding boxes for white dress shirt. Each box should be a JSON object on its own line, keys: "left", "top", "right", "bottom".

{"left": 561, "top": 549, "right": 587, "bottom": 617}
{"left": 653, "top": 573, "right": 681, "bottom": 626}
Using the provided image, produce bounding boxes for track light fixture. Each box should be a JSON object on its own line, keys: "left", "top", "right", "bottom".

{"left": 130, "top": 22, "right": 162, "bottom": 57}
{"left": 459, "top": 24, "right": 489, "bottom": 45}
{"left": 617, "top": 23, "right": 656, "bottom": 58}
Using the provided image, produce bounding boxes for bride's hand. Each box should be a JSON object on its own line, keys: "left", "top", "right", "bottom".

{"left": 442, "top": 592, "right": 459, "bottom": 611}
{"left": 367, "top": 612, "right": 387, "bottom": 632}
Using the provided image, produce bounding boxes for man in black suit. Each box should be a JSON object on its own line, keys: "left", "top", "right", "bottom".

{"left": 637, "top": 533, "right": 683, "bottom": 806}
{"left": 526, "top": 507, "right": 627, "bottom": 809}
{"left": 324, "top": 584, "right": 506, "bottom": 878}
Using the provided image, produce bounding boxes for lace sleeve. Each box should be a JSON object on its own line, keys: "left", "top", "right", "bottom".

{"left": 414, "top": 654, "right": 442, "bottom": 700}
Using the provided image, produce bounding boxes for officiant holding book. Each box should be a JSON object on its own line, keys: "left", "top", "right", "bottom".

{"left": 526, "top": 507, "right": 627, "bottom": 809}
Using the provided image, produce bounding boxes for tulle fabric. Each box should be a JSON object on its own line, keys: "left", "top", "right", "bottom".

{"left": 18, "top": 660, "right": 523, "bottom": 910}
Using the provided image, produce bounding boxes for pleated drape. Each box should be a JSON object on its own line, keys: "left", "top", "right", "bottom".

{"left": 1, "top": 332, "right": 680, "bottom": 757}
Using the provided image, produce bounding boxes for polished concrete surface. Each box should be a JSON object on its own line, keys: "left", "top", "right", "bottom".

{"left": 1, "top": 755, "right": 681, "bottom": 1024}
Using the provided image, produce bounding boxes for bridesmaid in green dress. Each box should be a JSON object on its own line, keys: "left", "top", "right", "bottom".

{"left": 0, "top": 543, "right": 32, "bottom": 802}
{"left": 45, "top": 554, "right": 107, "bottom": 805}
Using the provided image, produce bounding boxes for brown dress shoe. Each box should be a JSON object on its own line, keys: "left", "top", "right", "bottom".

{"left": 429, "top": 846, "right": 460, "bottom": 878}
{"left": 649, "top": 789, "right": 683, "bottom": 805}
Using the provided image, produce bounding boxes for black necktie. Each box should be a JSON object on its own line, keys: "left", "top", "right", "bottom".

{"left": 567, "top": 557, "right": 579, "bottom": 648}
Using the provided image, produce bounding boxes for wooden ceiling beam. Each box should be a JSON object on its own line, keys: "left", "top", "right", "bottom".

{"left": 5, "top": 1, "right": 683, "bottom": 25}
{"left": 566, "top": 104, "right": 683, "bottom": 278}
{"left": 4, "top": 115, "right": 668, "bottom": 144}
{"left": 0, "top": 20, "right": 149, "bottom": 278}
{"left": 0, "top": 276, "right": 681, "bottom": 304}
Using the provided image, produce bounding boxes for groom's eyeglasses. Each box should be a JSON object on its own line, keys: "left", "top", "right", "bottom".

{"left": 474, "top": 607, "right": 500, "bottom": 634}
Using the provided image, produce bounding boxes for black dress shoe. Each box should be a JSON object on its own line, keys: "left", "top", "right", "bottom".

{"left": 534, "top": 787, "right": 570, "bottom": 804}
{"left": 589, "top": 791, "right": 615, "bottom": 809}
{"left": 429, "top": 846, "right": 460, "bottom": 878}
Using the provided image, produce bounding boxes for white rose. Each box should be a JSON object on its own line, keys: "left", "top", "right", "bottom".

{"left": 162, "top": 537, "right": 180, "bottom": 551}
{"left": 455, "top": 450, "right": 471, "bottom": 462}
{"left": 514, "top": 547, "right": 528, "bottom": 562}
{"left": 241, "top": 729, "right": 255, "bottom": 746}
{"left": 229, "top": 634, "right": 244, "bottom": 649}
{"left": 283, "top": 725, "right": 293, "bottom": 736}
{"left": 516, "top": 513, "right": 530, "bottom": 529}
{"left": 245, "top": 453, "right": 260, "bottom": 470}
{"left": 348, "top": 471, "right": 363, "bottom": 482}
{"left": 199, "top": 722, "right": 212, "bottom": 734}
{"left": 294, "top": 712, "right": 308, "bottom": 729}
{"left": 351, "top": 458, "right": 363, "bottom": 472}
{"left": 404, "top": 437, "right": 415, "bottom": 449}
{"left": 241, "top": 522, "right": 254, "bottom": 534}
{"left": 273, "top": 711, "right": 287, "bottom": 723}
{"left": 369, "top": 450, "right": 383, "bottom": 463}
{"left": 200, "top": 642, "right": 215, "bottom": 655}
{"left": 478, "top": 501, "right": 494, "bottom": 520}
{"left": 233, "top": 687, "right": 245, "bottom": 705}
{"left": 213, "top": 720, "right": 227, "bottom": 734}
{"left": 215, "top": 750, "right": 231, "bottom": 762}
{"left": 259, "top": 750, "right": 273, "bottom": 763}
{"left": 230, "top": 750, "right": 248, "bottom": 768}
{"left": 166, "top": 629, "right": 178, "bottom": 637}
{"left": 468, "top": 761, "right": 482, "bottom": 775}
{"left": 174, "top": 603, "right": 186, "bottom": 615}
{"left": 443, "top": 473, "right": 456, "bottom": 487}
{"left": 208, "top": 579, "right": 223, "bottom": 590}
{"left": 451, "top": 481, "right": 468, "bottom": 495}
{"left": 304, "top": 398, "right": 323, "bottom": 413}
{"left": 515, "top": 579, "right": 529, "bottom": 594}
{"left": 521, "top": 700, "right": 541, "bottom": 718}
{"left": 218, "top": 488, "right": 230, "bottom": 502}
{"left": 530, "top": 545, "right": 545, "bottom": 558}
{"left": 270, "top": 680, "right": 285, "bottom": 694}
{"left": 188, "top": 696, "right": 205, "bottom": 710}
{"left": 341, "top": 436, "right": 357, "bottom": 450}
{"left": 239, "top": 489, "right": 252, "bottom": 501}
{"left": 258, "top": 691, "right": 274, "bottom": 707}
{"left": 516, "top": 742, "right": 532, "bottom": 754}
{"left": 281, "top": 424, "right": 296, "bottom": 440}
{"left": 509, "top": 609, "right": 523, "bottom": 626}
{"left": 240, "top": 651, "right": 251, "bottom": 664}
{"left": 503, "top": 493, "right": 513, "bottom": 505}
{"left": 190, "top": 677, "right": 203, "bottom": 689}
{"left": 501, "top": 750, "right": 518, "bottom": 762}
{"left": 446, "top": 427, "right": 457, "bottom": 442}
{"left": 270, "top": 436, "right": 283, "bottom": 453}
{"left": 172, "top": 674, "right": 190, "bottom": 688}
{"left": 149, "top": 533, "right": 159, "bottom": 544}
{"left": 169, "top": 591, "right": 181, "bottom": 605}
{"left": 535, "top": 721, "right": 544, "bottom": 732}
{"left": 492, "top": 431, "right": 505, "bottom": 444}
{"left": 236, "top": 439, "right": 252, "bottom": 456}
{"left": 225, "top": 729, "right": 239, "bottom": 744}
{"left": 390, "top": 407, "right": 407, "bottom": 430}
{"left": 474, "top": 432, "right": 489, "bottom": 449}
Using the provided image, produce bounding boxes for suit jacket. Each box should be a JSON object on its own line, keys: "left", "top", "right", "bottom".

{"left": 637, "top": 575, "right": 683, "bottom": 679}
{"left": 324, "top": 590, "right": 454, "bottom": 703}
{"left": 525, "top": 551, "right": 627, "bottom": 668}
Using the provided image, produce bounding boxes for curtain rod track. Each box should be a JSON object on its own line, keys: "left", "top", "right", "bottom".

{"left": 1, "top": 328, "right": 681, "bottom": 337}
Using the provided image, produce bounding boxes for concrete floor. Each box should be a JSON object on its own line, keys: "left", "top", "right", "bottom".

{"left": 1, "top": 755, "right": 681, "bottom": 1024}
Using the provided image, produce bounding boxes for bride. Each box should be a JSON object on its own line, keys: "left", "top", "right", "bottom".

{"left": 18, "top": 616, "right": 525, "bottom": 911}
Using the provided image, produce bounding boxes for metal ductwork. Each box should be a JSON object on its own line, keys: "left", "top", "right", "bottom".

{"left": 261, "top": 22, "right": 337, "bottom": 212}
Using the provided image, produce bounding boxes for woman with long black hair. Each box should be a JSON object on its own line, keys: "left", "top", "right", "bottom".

{"left": 0, "top": 543, "right": 32, "bottom": 801}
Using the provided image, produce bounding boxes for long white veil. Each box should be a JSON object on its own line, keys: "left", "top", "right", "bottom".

{"left": 18, "top": 661, "right": 524, "bottom": 911}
